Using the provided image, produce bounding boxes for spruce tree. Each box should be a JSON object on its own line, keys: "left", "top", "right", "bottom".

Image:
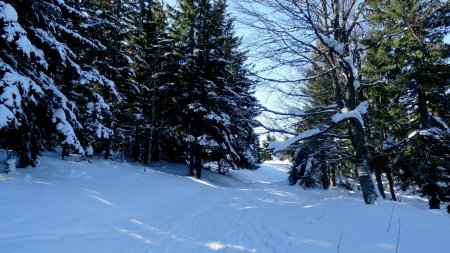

{"left": 0, "top": 0, "right": 119, "bottom": 166}
{"left": 168, "top": 0, "right": 259, "bottom": 177}
{"left": 365, "top": 0, "right": 450, "bottom": 202}
{"left": 131, "top": 0, "right": 174, "bottom": 164}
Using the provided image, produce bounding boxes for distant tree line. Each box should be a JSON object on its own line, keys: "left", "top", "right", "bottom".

{"left": 0, "top": 0, "right": 260, "bottom": 177}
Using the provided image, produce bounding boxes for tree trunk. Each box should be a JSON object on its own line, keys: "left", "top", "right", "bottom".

{"left": 104, "top": 136, "right": 112, "bottom": 160}
{"left": 189, "top": 143, "right": 196, "bottom": 177}
{"left": 319, "top": 150, "right": 329, "bottom": 189}
{"left": 190, "top": 143, "right": 202, "bottom": 178}
{"left": 358, "top": 160, "right": 378, "bottom": 204}
{"left": 145, "top": 128, "right": 153, "bottom": 165}
{"left": 340, "top": 53, "right": 377, "bottom": 204}
{"left": 62, "top": 144, "right": 69, "bottom": 160}
{"left": 374, "top": 167, "right": 386, "bottom": 199}
{"left": 330, "top": 165, "right": 336, "bottom": 187}
{"left": 133, "top": 126, "right": 140, "bottom": 162}
{"left": 349, "top": 119, "right": 378, "bottom": 204}
{"left": 418, "top": 89, "right": 430, "bottom": 129}
{"left": 195, "top": 155, "right": 202, "bottom": 179}
{"left": 386, "top": 167, "right": 397, "bottom": 201}
{"left": 188, "top": 141, "right": 202, "bottom": 178}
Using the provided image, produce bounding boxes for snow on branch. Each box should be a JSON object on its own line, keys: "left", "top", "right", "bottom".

{"left": 55, "top": 0, "right": 87, "bottom": 17}
{"left": 52, "top": 108, "right": 84, "bottom": 154}
{"left": 93, "top": 123, "right": 113, "bottom": 139}
{"left": 268, "top": 128, "right": 322, "bottom": 152}
{"left": 206, "top": 112, "right": 231, "bottom": 126}
{"left": 382, "top": 127, "right": 447, "bottom": 152}
{"left": 407, "top": 128, "right": 447, "bottom": 140}
{"left": 68, "top": 59, "right": 120, "bottom": 99}
{"left": 0, "top": 60, "right": 45, "bottom": 127}
{"left": 51, "top": 21, "right": 106, "bottom": 51}
{"left": 0, "top": 104, "right": 14, "bottom": 127}
{"left": 0, "top": 2, "right": 48, "bottom": 69}
{"left": 34, "top": 28, "right": 76, "bottom": 65}
{"left": 331, "top": 101, "right": 368, "bottom": 126}
{"left": 0, "top": 1, "right": 16, "bottom": 22}
{"left": 318, "top": 33, "right": 345, "bottom": 54}
{"left": 433, "top": 115, "right": 450, "bottom": 133}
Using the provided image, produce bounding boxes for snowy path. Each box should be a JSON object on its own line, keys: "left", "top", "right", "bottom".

{"left": 1, "top": 156, "right": 449, "bottom": 253}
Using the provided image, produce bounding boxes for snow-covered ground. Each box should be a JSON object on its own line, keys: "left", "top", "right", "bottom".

{"left": 1, "top": 154, "right": 449, "bottom": 253}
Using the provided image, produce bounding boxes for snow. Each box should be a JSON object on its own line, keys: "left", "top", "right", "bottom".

{"left": 433, "top": 115, "right": 450, "bottom": 133}
{"left": 206, "top": 112, "right": 230, "bottom": 126}
{"left": 0, "top": 85, "right": 21, "bottom": 107}
{"left": 408, "top": 130, "right": 417, "bottom": 139}
{"left": 332, "top": 101, "right": 368, "bottom": 126}
{"left": 86, "top": 145, "right": 94, "bottom": 156}
{"left": 0, "top": 60, "right": 46, "bottom": 127}
{"left": 0, "top": 154, "right": 449, "bottom": 253}
{"left": 0, "top": 61, "right": 44, "bottom": 97}
{"left": 407, "top": 128, "right": 445, "bottom": 140}
{"left": 287, "top": 107, "right": 305, "bottom": 116}
{"left": 0, "top": 3, "right": 48, "bottom": 69}
{"left": 0, "top": 2, "right": 17, "bottom": 22}
{"left": 304, "top": 154, "right": 314, "bottom": 175}
{"left": 318, "top": 34, "right": 345, "bottom": 54}
{"left": 34, "top": 28, "right": 76, "bottom": 65}
{"left": 16, "top": 36, "right": 46, "bottom": 63}
{"left": 354, "top": 80, "right": 361, "bottom": 90}
{"left": 269, "top": 128, "right": 322, "bottom": 151}
{"left": 198, "top": 135, "right": 220, "bottom": 148}
{"left": 384, "top": 126, "right": 446, "bottom": 151}
{"left": 0, "top": 104, "right": 14, "bottom": 127}
{"left": 94, "top": 123, "right": 113, "bottom": 139}
{"left": 52, "top": 109, "right": 84, "bottom": 154}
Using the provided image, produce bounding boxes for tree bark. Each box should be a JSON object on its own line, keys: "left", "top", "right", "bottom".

{"left": 133, "top": 126, "right": 140, "bottom": 162}
{"left": 418, "top": 88, "right": 430, "bottom": 129}
{"left": 348, "top": 119, "right": 378, "bottom": 204}
{"left": 189, "top": 143, "right": 196, "bottom": 177}
{"left": 188, "top": 142, "right": 202, "bottom": 178}
{"left": 62, "top": 144, "right": 69, "bottom": 160}
{"left": 330, "top": 165, "right": 336, "bottom": 187}
{"left": 319, "top": 150, "right": 330, "bottom": 189}
{"left": 104, "top": 136, "right": 112, "bottom": 160}
{"left": 371, "top": 153, "right": 387, "bottom": 199}
{"left": 386, "top": 167, "right": 397, "bottom": 201}
{"left": 145, "top": 128, "right": 153, "bottom": 165}
{"left": 374, "top": 167, "right": 386, "bottom": 199}
{"left": 194, "top": 144, "right": 202, "bottom": 179}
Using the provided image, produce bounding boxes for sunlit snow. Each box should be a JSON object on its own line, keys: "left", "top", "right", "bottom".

{"left": 0, "top": 153, "right": 449, "bottom": 253}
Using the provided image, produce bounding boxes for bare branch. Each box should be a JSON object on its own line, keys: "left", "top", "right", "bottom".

{"left": 259, "top": 104, "right": 337, "bottom": 117}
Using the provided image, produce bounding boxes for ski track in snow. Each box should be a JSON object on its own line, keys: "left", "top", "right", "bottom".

{"left": 0, "top": 154, "right": 449, "bottom": 253}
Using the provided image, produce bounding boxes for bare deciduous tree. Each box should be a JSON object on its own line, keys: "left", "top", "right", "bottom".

{"left": 236, "top": 0, "right": 378, "bottom": 204}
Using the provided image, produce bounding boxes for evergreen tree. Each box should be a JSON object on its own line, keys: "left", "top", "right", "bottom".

{"left": 0, "top": 0, "right": 119, "bottom": 166}
{"left": 131, "top": 0, "right": 174, "bottom": 164}
{"left": 69, "top": 0, "right": 131, "bottom": 159}
{"left": 289, "top": 46, "right": 353, "bottom": 189}
{"left": 167, "top": 0, "right": 259, "bottom": 177}
{"left": 364, "top": 0, "right": 450, "bottom": 203}
{"left": 259, "top": 135, "right": 276, "bottom": 161}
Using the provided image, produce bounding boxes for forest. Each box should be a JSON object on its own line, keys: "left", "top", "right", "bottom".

{"left": 0, "top": 0, "right": 260, "bottom": 178}
{"left": 1, "top": 0, "right": 450, "bottom": 207}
